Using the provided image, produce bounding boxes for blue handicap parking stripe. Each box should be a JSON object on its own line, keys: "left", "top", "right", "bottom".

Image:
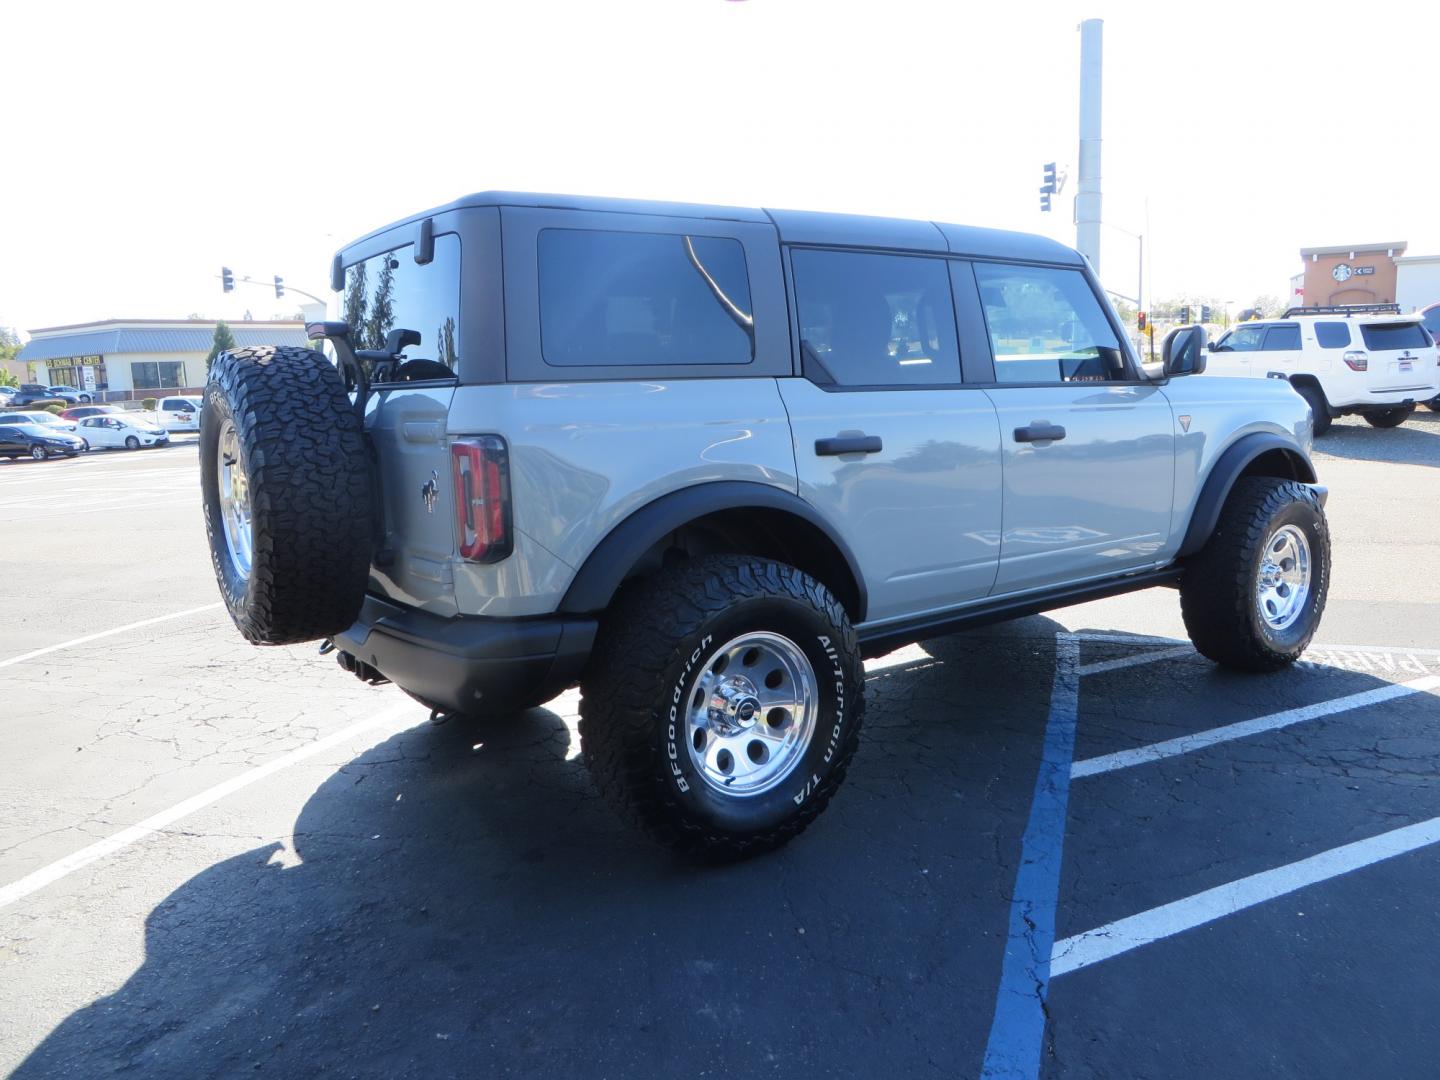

{"left": 981, "top": 635, "right": 1080, "bottom": 1080}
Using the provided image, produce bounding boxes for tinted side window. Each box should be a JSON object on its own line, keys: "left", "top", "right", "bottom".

{"left": 790, "top": 250, "right": 960, "bottom": 387}
{"left": 343, "top": 234, "right": 462, "bottom": 376}
{"left": 974, "top": 263, "right": 1122, "bottom": 383}
{"left": 1422, "top": 308, "right": 1440, "bottom": 338}
{"left": 1262, "top": 324, "right": 1301, "bottom": 351}
{"left": 1314, "top": 322, "right": 1351, "bottom": 349}
{"left": 1216, "top": 325, "right": 1267, "bottom": 351}
{"left": 538, "top": 229, "right": 753, "bottom": 367}
{"left": 1360, "top": 322, "right": 1430, "bottom": 350}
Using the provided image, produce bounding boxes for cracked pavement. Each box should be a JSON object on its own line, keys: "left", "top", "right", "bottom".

{"left": 1, "top": 416, "right": 1439, "bottom": 1078}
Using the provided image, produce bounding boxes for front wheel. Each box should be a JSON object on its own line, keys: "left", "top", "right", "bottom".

{"left": 580, "top": 556, "right": 864, "bottom": 859}
{"left": 1364, "top": 405, "right": 1414, "bottom": 429}
{"left": 1425, "top": 396, "right": 1440, "bottom": 413}
{"left": 124, "top": 435, "right": 140, "bottom": 450}
{"left": 1180, "top": 477, "right": 1330, "bottom": 671}
{"left": 29, "top": 445, "right": 46, "bottom": 461}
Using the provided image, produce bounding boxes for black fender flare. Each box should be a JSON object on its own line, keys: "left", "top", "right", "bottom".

{"left": 1177, "top": 432, "right": 1318, "bottom": 557}
{"left": 558, "top": 481, "right": 868, "bottom": 620}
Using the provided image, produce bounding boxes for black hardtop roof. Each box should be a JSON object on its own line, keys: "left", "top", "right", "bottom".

{"left": 341, "top": 191, "right": 1084, "bottom": 267}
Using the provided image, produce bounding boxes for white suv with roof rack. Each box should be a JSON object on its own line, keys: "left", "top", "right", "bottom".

{"left": 1205, "top": 304, "right": 1440, "bottom": 435}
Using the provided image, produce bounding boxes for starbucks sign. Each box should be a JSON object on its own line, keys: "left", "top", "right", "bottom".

{"left": 1331, "top": 263, "right": 1376, "bottom": 282}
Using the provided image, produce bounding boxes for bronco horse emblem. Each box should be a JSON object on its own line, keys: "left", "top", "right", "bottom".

{"left": 421, "top": 471, "right": 439, "bottom": 513}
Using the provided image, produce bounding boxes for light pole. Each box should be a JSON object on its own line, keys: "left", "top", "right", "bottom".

{"left": 1100, "top": 221, "right": 1145, "bottom": 312}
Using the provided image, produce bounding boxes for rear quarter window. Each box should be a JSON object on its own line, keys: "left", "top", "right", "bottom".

{"left": 537, "top": 229, "right": 754, "bottom": 367}
{"left": 1360, "top": 322, "right": 1430, "bottom": 350}
{"left": 1314, "top": 322, "right": 1351, "bottom": 349}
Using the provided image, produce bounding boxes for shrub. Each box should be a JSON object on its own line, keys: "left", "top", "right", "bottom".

{"left": 44, "top": 403, "right": 65, "bottom": 415}
{"left": 141, "top": 398, "right": 157, "bottom": 411}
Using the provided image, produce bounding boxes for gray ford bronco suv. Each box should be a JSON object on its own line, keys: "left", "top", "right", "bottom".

{"left": 201, "top": 192, "right": 1330, "bottom": 858}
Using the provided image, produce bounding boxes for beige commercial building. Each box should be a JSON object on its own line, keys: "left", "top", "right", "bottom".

{"left": 1297, "top": 242, "right": 1406, "bottom": 307}
{"left": 16, "top": 319, "right": 308, "bottom": 400}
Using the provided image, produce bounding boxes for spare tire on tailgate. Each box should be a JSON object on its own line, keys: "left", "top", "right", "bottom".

{"left": 200, "top": 345, "right": 372, "bottom": 645}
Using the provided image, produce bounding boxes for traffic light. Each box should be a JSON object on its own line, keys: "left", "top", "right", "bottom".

{"left": 1040, "top": 162, "right": 1057, "bottom": 212}
{"left": 1180, "top": 305, "right": 1192, "bottom": 323}
{"left": 221, "top": 267, "right": 235, "bottom": 293}
{"left": 1201, "top": 304, "right": 1212, "bottom": 322}
{"left": 1137, "top": 311, "right": 1147, "bottom": 331}
{"left": 274, "top": 275, "right": 285, "bottom": 299}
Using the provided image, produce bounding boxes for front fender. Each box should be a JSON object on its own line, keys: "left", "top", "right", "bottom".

{"left": 1177, "top": 432, "right": 1319, "bottom": 557}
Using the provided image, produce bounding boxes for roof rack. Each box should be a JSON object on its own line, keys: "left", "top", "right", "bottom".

{"left": 1283, "top": 303, "right": 1402, "bottom": 317}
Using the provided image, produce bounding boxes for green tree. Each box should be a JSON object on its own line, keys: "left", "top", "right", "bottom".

{"left": 205, "top": 320, "right": 238, "bottom": 375}
{"left": 364, "top": 257, "right": 396, "bottom": 349}
{"left": 435, "top": 316, "right": 458, "bottom": 369}
{"left": 343, "top": 261, "right": 368, "bottom": 342}
{"left": 0, "top": 326, "right": 25, "bottom": 387}
{"left": 1252, "top": 294, "right": 1284, "bottom": 319}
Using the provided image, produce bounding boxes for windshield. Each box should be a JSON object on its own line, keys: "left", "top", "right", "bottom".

{"left": 1360, "top": 322, "right": 1431, "bottom": 351}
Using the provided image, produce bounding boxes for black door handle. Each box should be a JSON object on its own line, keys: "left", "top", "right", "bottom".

{"left": 1014, "top": 423, "right": 1067, "bottom": 443}
{"left": 815, "top": 434, "right": 883, "bottom": 456}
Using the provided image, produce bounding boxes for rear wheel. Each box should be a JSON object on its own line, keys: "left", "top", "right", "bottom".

{"left": 1364, "top": 405, "right": 1414, "bottom": 428}
{"left": 1425, "top": 397, "right": 1440, "bottom": 413}
{"left": 201, "top": 345, "right": 373, "bottom": 645}
{"left": 1180, "top": 477, "right": 1330, "bottom": 671}
{"left": 1295, "top": 384, "right": 1331, "bottom": 436}
{"left": 580, "top": 555, "right": 863, "bottom": 859}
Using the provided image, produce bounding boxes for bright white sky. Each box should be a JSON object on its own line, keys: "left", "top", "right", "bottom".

{"left": 3, "top": 0, "right": 1436, "bottom": 335}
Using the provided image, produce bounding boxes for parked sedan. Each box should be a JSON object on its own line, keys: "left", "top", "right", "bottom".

{"left": 0, "top": 422, "right": 87, "bottom": 460}
{"left": 60, "top": 405, "right": 120, "bottom": 422}
{"left": 0, "top": 410, "right": 80, "bottom": 433}
{"left": 45, "top": 385, "right": 93, "bottom": 404}
{"left": 77, "top": 414, "right": 171, "bottom": 450}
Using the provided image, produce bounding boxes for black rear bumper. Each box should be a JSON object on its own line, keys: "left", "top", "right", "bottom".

{"left": 333, "top": 594, "right": 597, "bottom": 715}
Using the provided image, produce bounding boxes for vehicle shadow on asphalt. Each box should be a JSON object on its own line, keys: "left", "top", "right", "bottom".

{"left": 1313, "top": 408, "right": 1440, "bottom": 467}
{"left": 12, "top": 621, "right": 1419, "bottom": 1079}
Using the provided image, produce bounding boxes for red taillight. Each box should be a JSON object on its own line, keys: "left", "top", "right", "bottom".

{"left": 450, "top": 437, "right": 512, "bottom": 563}
{"left": 1342, "top": 350, "right": 1368, "bottom": 371}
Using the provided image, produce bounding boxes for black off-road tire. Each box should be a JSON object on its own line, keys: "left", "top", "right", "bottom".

{"left": 1424, "top": 397, "right": 1440, "bottom": 413}
{"left": 1363, "top": 405, "right": 1414, "bottom": 429}
{"left": 200, "top": 346, "right": 372, "bottom": 645}
{"left": 1180, "top": 477, "right": 1330, "bottom": 672}
{"left": 579, "top": 556, "right": 864, "bottom": 860}
{"left": 1296, "top": 384, "right": 1331, "bottom": 437}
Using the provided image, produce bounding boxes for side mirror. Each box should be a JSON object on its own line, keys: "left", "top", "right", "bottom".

{"left": 1163, "top": 326, "right": 1209, "bottom": 377}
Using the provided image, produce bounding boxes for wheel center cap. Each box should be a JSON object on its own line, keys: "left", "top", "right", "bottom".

{"left": 709, "top": 680, "right": 762, "bottom": 734}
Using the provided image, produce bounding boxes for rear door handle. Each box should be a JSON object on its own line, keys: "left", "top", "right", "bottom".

{"left": 1014, "top": 423, "right": 1067, "bottom": 443}
{"left": 815, "top": 434, "right": 883, "bottom": 456}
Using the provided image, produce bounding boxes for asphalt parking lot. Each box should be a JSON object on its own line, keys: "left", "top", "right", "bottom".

{"left": 2, "top": 413, "right": 1439, "bottom": 1079}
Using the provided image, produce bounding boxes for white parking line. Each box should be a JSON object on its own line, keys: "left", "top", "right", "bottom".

{"left": 0, "top": 704, "right": 416, "bottom": 911}
{"left": 0, "top": 603, "right": 224, "bottom": 670}
{"left": 1049, "top": 813, "right": 1440, "bottom": 977}
{"left": 1070, "top": 676, "right": 1440, "bottom": 778}
{"left": 1076, "top": 646, "right": 1195, "bottom": 676}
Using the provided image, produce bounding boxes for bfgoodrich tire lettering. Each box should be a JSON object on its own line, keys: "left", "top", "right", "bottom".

{"left": 1180, "top": 477, "right": 1330, "bottom": 671}
{"left": 200, "top": 345, "right": 373, "bottom": 645}
{"left": 579, "top": 556, "right": 864, "bottom": 859}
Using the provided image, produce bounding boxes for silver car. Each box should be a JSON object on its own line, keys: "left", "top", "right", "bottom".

{"left": 198, "top": 192, "right": 1330, "bottom": 858}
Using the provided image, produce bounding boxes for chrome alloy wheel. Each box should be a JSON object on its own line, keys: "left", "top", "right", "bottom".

{"left": 217, "top": 419, "right": 254, "bottom": 581}
{"left": 1256, "top": 524, "right": 1311, "bottom": 632}
{"left": 683, "top": 631, "right": 819, "bottom": 798}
